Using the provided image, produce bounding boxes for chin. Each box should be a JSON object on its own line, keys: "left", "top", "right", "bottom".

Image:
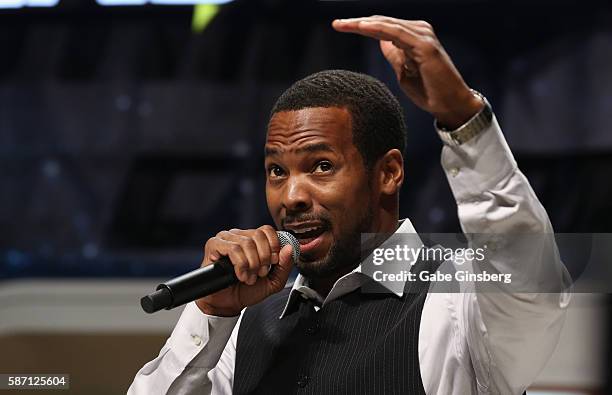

{"left": 296, "top": 236, "right": 362, "bottom": 279}
{"left": 296, "top": 255, "right": 336, "bottom": 279}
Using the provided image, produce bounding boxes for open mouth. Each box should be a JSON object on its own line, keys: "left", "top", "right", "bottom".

{"left": 292, "top": 226, "right": 326, "bottom": 245}
{"left": 283, "top": 222, "right": 331, "bottom": 256}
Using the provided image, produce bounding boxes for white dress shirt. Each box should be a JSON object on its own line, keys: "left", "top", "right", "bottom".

{"left": 128, "top": 116, "right": 571, "bottom": 395}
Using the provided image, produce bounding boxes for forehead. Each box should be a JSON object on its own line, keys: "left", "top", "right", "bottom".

{"left": 265, "top": 107, "right": 353, "bottom": 150}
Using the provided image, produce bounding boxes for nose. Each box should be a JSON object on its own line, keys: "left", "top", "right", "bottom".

{"left": 282, "top": 175, "right": 312, "bottom": 214}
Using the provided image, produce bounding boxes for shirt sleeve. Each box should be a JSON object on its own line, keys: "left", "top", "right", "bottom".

{"left": 440, "top": 115, "right": 572, "bottom": 394}
{"left": 127, "top": 302, "right": 240, "bottom": 395}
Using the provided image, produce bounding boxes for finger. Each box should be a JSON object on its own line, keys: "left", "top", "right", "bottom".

{"left": 402, "top": 59, "right": 420, "bottom": 79}
{"left": 348, "top": 21, "right": 421, "bottom": 50}
{"left": 250, "top": 229, "right": 272, "bottom": 277}
{"left": 207, "top": 237, "right": 251, "bottom": 283}
{"left": 380, "top": 40, "right": 407, "bottom": 75}
{"left": 258, "top": 225, "right": 281, "bottom": 277}
{"left": 336, "top": 16, "right": 429, "bottom": 33}
{"left": 333, "top": 18, "right": 425, "bottom": 43}
{"left": 202, "top": 242, "right": 221, "bottom": 266}
{"left": 259, "top": 225, "right": 281, "bottom": 264}
{"left": 363, "top": 16, "right": 432, "bottom": 35}
{"left": 220, "top": 229, "right": 269, "bottom": 285}
{"left": 233, "top": 235, "right": 262, "bottom": 285}
{"left": 228, "top": 228, "right": 276, "bottom": 278}
{"left": 334, "top": 16, "right": 426, "bottom": 26}
{"left": 267, "top": 244, "right": 295, "bottom": 293}
{"left": 216, "top": 231, "right": 261, "bottom": 284}
{"left": 227, "top": 243, "right": 254, "bottom": 284}
{"left": 333, "top": 17, "right": 406, "bottom": 31}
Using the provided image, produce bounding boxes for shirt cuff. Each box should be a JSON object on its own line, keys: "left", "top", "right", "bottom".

{"left": 166, "top": 302, "right": 240, "bottom": 370}
{"left": 440, "top": 115, "right": 518, "bottom": 203}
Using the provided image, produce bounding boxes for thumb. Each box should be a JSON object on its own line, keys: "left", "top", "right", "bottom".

{"left": 380, "top": 40, "right": 396, "bottom": 59}
{"left": 267, "top": 244, "right": 295, "bottom": 291}
{"left": 379, "top": 40, "right": 406, "bottom": 80}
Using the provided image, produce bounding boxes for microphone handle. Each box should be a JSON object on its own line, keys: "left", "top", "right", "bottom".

{"left": 141, "top": 259, "right": 237, "bottom": 314}
{"left": 140, "top": 230, "right": 299, "bottom": 314}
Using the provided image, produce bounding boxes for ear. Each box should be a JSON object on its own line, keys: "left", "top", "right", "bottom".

{"left": 376, "top": 149, "right": 404, "bottom": 195}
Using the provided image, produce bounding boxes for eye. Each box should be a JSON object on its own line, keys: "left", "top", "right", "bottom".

{"left": 267, "top": 165, "right": 286, "bottom": 179}
{"left": 313, "top": 160, "right": 333, "bottom": 174}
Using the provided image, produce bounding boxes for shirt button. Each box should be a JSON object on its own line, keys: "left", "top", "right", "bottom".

{"left": 191, "top": 334, "right": 202, "bottom": 346}
{"left": 297, "top": 374, "right": 310, "bottom": 388}
{"left": 305, "top": 322, "right": 319, "bottom": 335}
{"left": 449, "top": 167, "right": 460, "bottom": 177}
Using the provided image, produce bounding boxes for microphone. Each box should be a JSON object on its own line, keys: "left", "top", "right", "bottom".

{"left": 140, "top": 231, "right": 300, "bottom": 314}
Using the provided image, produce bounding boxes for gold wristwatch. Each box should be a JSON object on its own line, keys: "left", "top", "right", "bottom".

{"left": 435, "top": 90, "right": 493, "bottom": 146}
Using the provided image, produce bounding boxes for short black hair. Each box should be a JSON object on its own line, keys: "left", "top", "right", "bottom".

{"left": 270, "top": 69, "right": 407, "bottom": 169}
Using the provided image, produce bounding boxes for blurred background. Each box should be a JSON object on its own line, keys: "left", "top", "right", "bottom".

{"left": 0, "top": 0, "right": 610, "bottom": 394}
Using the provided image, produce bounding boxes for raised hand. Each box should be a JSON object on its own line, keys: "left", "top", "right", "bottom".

{"left": 333, "top": 16, "right": 484, "bottom": 129}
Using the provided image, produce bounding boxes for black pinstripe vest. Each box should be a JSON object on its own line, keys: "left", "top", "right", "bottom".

{"left": 233, "top": 258, "right": 439, "bottom": 395}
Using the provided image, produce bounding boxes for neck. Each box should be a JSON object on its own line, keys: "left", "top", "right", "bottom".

{"left": 309, "top": 206, "right": 399, "bottom": 298}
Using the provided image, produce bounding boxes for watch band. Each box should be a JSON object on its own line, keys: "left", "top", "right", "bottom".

{"left": 435, "top": 90, "right": 493, "bottom": 146}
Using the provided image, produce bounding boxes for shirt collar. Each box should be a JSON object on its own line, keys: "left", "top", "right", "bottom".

{"left": 279, "top": 218, "right": 422, "bottom": 319}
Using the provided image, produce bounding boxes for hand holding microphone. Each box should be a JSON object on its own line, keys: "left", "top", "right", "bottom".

{"left": 140, "top": 226, "right": 300, "bottom": 317}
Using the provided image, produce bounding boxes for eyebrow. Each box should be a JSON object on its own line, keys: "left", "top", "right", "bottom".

{"left": 264, "top": 143, "right": 336, "bottom": 157}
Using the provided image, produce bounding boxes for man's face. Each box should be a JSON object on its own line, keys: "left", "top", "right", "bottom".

{"left": 265, "top": 107, "right": 376, "bottom": 278}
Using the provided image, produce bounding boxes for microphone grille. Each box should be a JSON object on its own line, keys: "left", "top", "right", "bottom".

{"left": 277, "top": 231, "right": 301, "bottom": 264}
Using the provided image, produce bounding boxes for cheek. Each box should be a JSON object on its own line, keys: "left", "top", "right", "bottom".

{"left": 326, "top": 178, "right": 372, "bottom": 228}
{"left": 338, "top": 193, "right": 370, "bottom": 223}
{"left": 265, "top": 187, "right": 282, "bottom": 226}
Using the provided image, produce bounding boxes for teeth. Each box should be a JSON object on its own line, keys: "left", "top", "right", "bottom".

{"left": 293, "top": 226, "right": 320, "bottom": 234}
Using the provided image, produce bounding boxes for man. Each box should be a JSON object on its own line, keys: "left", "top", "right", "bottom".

{"left": 129, "top": 16, "right": 570, "bottom": 394}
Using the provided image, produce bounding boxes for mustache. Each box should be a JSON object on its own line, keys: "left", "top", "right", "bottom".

{"left": 281, "top": 212, "right": 332, "bottom": 229}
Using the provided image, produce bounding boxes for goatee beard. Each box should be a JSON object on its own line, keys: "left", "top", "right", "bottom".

{"left": 297, "top": 206, "right": 374, "bottom": 280}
